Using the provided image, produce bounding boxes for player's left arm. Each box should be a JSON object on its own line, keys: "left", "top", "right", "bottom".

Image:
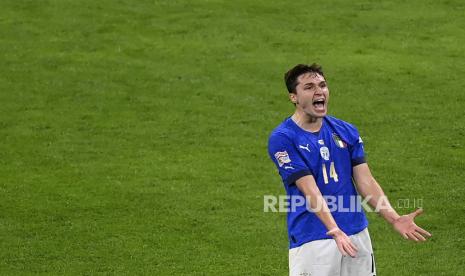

{"left": 353, "top": 163, "right": 432, "bottom": 242}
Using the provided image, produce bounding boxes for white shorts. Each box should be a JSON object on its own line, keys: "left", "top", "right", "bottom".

{"left": 289, "top": 228, "right": 376, "bottom": 276}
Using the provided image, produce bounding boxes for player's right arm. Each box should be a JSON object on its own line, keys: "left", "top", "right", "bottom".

{"left": 295, "top": 175, "right": 358, "bottom": 257}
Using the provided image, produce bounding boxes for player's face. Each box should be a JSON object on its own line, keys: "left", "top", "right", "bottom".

{"left": 290, "top": 73, "right": 329, "bottom": 118}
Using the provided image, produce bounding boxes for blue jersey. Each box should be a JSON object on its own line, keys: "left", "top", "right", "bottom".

{"left": 268, "top": 116, "right": 368, "bottom": 249}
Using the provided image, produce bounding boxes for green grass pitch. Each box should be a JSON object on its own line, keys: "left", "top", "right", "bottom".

{"left": 1, "top": 0, "right": 464, "bottom": 274}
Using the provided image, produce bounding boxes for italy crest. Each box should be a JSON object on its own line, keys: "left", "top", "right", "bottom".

{"left": 332, "top": 133, "right": 347, "bottom": 148}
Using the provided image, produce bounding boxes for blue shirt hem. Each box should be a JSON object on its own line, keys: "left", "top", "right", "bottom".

{"left": 289, "top": 222, "right": 369, "bottom": 249}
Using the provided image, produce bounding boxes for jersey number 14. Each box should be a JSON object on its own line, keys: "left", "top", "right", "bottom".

{"left": 322, "top": 162, "right": 338, "bottom": 184}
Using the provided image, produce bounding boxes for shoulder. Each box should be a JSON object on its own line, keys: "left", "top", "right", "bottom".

{"left": 268, "top": 118, "right": 297, "bottom": 146}
{"left": 325, "top": 115, "right": 358, "bottom": 130}
{"left": 324, "top": 115, "right": 361, "bottom": 142}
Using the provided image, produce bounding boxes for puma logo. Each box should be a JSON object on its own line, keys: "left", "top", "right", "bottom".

{"left": 299, "top": 144, "right": 311, "bottom": 152}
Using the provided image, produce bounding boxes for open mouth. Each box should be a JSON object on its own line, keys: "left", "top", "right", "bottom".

{"left": 312, "top": 99, "right": 325, "bottom": 110}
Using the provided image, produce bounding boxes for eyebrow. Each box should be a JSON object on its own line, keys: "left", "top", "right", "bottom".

{"left": 303, "top": 81, "right": 326, "bottom": 87}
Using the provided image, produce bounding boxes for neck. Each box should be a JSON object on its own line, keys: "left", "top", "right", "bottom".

{"left": 291, "top": 110, "right": 323, "bottom": 133}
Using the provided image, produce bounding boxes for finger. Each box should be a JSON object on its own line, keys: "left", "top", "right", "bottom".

{"left": 410, "top": 208, "right": 423, "bottom": 218}
{"left": 401, "top": 232, "right": 409, "bottom": 239}
{"left": 406, "top": 232, "right": 419, "bottom": 242}
{"left": 415, "top": 226, "right": 432, "bottom": 237}
{"left": 343, "top": 243, "right": 356, "bottom": 257}
{"left": 412, "top": 231, "right": 426, "bottom": 242}
{"left": 336, "top": 241, "right": 348, "bottom": 257}
{"left": 347, "top": 243, "right": 358, "bottom": 257}
{"left": 348, "top": 239, "right": 359, "bottom": 252}
{"left": 347, "top": 241, "right": 358, "bottom": 256}
{"left": 414, "top": 229, "right": 430, "bottom": 241}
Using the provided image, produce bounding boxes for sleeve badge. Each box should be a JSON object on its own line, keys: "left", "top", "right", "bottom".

{"left": 274, "top": 151, "right": 291, "bottom": 167}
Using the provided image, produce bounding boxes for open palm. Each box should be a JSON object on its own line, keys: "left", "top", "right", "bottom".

{"left": 393, "top": 209, "right": 432, "bottom": 242}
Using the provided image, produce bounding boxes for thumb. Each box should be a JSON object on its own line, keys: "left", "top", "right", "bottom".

{"left": 410, "top": 208, "right": 423, "bottom": 218}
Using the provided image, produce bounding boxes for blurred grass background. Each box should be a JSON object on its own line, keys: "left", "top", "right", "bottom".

{"left": 1, "top": 0, "right": 464, "bottom": 274}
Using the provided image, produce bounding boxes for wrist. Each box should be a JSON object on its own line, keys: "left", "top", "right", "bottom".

{"left": 390, "top": 214, "right": 401, "bottom": 225}
{"left": 326, "top": 227, "right": 342, "bottom": 236}
{"left": 382, "top": 210, "right": 400, "bottom": 225}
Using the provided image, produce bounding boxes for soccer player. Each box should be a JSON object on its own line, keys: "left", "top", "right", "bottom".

{"left": 267, "top": 64, "right": 431, "bottom": 276}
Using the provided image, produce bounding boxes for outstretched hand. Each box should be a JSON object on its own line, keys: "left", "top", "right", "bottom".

{"left": 327, "top": 228, "right": 358, "bottom": 257}
{"left": 392, "top": 209, "right": 432, "bottom": 242}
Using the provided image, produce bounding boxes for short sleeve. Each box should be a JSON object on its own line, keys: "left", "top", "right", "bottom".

{"left": 348, "top": 127, "right": 366, "bottom": 166}
{"left": 268, "top": 133, "right": 312, "bottom": 185}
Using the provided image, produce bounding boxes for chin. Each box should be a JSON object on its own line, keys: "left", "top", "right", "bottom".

{"left": 306, "top": 110, "right": 327, "bottom": 118}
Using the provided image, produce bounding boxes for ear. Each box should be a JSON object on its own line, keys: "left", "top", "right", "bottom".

{"left": 288, "top": 93, "right": 298, "bottom": 104}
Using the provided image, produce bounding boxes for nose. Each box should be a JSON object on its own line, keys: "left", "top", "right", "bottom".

{"left": 315, "top": 85, "right": 328, "bottom": 96}
{"left": 314, "top": 87, "right": 324, "bottom": 95}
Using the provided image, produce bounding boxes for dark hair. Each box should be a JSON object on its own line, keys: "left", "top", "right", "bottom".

{"left": 284, "top": 63, "right": 325, "bottom": 93}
